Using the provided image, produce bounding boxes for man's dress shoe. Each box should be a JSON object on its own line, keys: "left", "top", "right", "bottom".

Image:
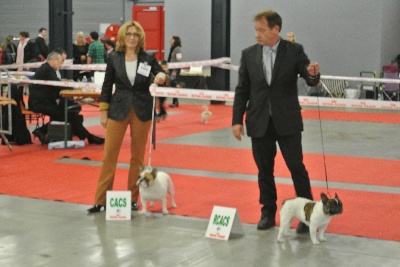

{"left": 32, "top": 129, "right": 49, "bottom": 145}
{"left": 257, "top": 215, "right": 275, "bottom": 230}
{"left": 87, "top": 135, "right": 105, "bottom": 145}
{"left": 296, "top": 222, "right": 310, "bottom": 233}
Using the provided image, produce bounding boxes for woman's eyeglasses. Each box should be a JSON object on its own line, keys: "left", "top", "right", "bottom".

{"left": 125, "top": 33, "right": 140, "bottom": 39}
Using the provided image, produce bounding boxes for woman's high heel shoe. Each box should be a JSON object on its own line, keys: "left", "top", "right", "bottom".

{"left": 87, "top": 205, "right": 105, "bottom": 213}
{"left": 156, "top": 112, "right": 167, "bottom": 122}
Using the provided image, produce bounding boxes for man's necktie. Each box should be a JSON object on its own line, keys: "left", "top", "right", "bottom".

{"left": 264, "top": 48, "right": 275, "bottom": 85}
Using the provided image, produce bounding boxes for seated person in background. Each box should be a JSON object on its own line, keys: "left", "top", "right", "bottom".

{"left": 51, "top": 47, "right": 67, "bottom": 79}
{"left": 28, "top": 52, "right": 104, "bottom": 145}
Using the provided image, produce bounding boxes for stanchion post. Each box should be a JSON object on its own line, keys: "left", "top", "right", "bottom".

{"left": 209, "top": 0, "right": 231, "bottom": 105}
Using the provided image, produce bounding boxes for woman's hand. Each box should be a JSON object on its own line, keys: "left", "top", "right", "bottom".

{"left": 100, "top": 110, "right": 108, "bottom": 128}
{"left": 153, "top": 72, "right": 166, "bottom": 85}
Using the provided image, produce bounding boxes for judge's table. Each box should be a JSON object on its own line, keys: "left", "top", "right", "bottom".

{"left": 57, "top": 89, "right": 101, "bottom": 149}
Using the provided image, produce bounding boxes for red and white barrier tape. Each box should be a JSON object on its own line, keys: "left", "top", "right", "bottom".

{"left": 167, "top": 57, "right": 231, "bottom": 69}
{"left": 0, "top": 57, "right": 233, "bottom": 72}
{"left": 2, "top": 59, "right": 399, "bottom": 111}
{"left": 2, "top": 71, "right": 36, "bottom": 76}
{"left": 150, "top": 86, "right": 400, "bottom": 110}
{"left": 321, "top": 75, "right": 400, "bottom": 84}
{"left": 298, "top": 96, "right": 400, "bottom": 110}
{"left": 2, "top": 77, "right": 399, "bottom": 110}
{"left": 6, "top": 78, "right": 101, "bottom": 91}
{"left": 150, "top": 86, "right": 235, "bottom": 101}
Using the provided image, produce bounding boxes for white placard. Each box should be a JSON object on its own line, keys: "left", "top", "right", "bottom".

{"left": 106, "top": 191, "right": 131, "bottom": 221}
{"left": 94, "top": 71, "right": 105, "bottom": 86}
{"left": 205, "top": 206, "right": 244, "bottom": 240}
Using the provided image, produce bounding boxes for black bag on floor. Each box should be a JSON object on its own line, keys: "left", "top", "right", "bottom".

{"left": 47, "top": 121, "right": 72, "bottom": 142}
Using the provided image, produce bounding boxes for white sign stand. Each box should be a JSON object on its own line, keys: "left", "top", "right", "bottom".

{"left": 106, "top": 191, "right": 131, "bottom": 221}
{"left": 205, "top": 206, "right": 244, "bottom": 240}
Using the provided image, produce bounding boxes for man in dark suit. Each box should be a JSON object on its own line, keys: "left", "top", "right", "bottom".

{"left": 28, "top": 52, "right": 104, "bottom": 145}
{"left": 232, "top": 10, "right": 320, "bottom": 232}
{"left": 34, "top": 28, "right": 49, "bottom": 62}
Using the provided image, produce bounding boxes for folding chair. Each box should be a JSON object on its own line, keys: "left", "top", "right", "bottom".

{"left": 359, "top": 71, "right": 378, "bottom": 99}
{"left": 20, "top": 101, "right": 46, "bottom": 129}
{"left": 382, "top": 64, "right": 400, "bottom": 101}
{"left": 320, "top": 79, "right": 348, "bottom": 98}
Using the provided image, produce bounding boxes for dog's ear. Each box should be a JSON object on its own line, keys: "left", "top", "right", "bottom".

{"left": 320, "top": 193, "right": 329, "bottom": 204}
{"left": 335, "top": 193, "right": 339, "bottom": 199}
{"left": 151, "top": 168, "right": 158, "bottom": 178}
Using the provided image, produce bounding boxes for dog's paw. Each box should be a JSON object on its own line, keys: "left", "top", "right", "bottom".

{"left": 277, "top": 238, "right": 284, "bottom": 243}
{"left": 319, "top": 236, "right": 326, "bottom": 242}
{"left": 162, "top": 209, "right": 169, "bottom": 215}
{"left": 284, "top": 231, "right": 290, "bottom": 237}
{"left": 312, "top": 240, "right": 320, "bottom": 245}
{"left": 171, "top": 202, "right": 177, "bottom": 208}
{"left": 138, "top": 210, "right": 147, "bottom": 215}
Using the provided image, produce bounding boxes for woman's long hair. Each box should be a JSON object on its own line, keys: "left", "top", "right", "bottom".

{"left": 168, "top": 36, "right": 181, "bottom": 62}
{"left": 115, "top": 21, "right": 146, "bottom": 54}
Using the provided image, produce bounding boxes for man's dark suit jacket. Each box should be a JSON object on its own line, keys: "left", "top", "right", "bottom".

{"left": 28, "top": 62, "right": 63, "bottom": 111}
{"left": 232, "top": 39, "right": 320, "bottom": 138}
{"left": 100, "top": 50, "right": 164, "bottom": 122}
{"left": 34, "top": 36, "right": 49, "bottom": 60}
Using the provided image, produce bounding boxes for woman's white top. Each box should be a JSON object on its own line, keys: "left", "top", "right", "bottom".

{"left": 126, "top": 60, "right": 137, "bottom": 86}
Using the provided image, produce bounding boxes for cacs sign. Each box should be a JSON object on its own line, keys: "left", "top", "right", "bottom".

{"left": 106, "top": 191, "right": 131, "bottom": 221}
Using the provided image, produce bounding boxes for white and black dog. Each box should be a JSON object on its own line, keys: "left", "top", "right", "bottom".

{"left": 277, "top": 193, "right": 343, "bottom": 245}
{"left": 136, "top": 165, "right": 177, "bottom": 215}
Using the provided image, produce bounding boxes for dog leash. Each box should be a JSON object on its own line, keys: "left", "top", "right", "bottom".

{"left": 314, "top": 67, "right": 331, "bottom": 196}
{"left": 315, "top": 95, "right": 331, "bottom": 196}
{"left": 146, "top": 83, "right": 157, "bottom": 169}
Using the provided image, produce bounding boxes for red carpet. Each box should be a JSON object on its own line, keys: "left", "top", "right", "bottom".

{"left": 1, "top": 104, "right": 399, "bottom": 242}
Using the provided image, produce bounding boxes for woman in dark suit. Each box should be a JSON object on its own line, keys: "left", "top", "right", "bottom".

{"left": 88, "top": 21, "right": 166, "bottom": 213}
{"left": 72, "top": 31, "right": 90, "bottom": 81}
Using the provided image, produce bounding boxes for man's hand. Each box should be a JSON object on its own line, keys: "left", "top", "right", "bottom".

{"left": 232, "top": 124, "right": 244, "bottom": 141}
{"left": 307, "top": 62, "right": 320, "bottom": 76}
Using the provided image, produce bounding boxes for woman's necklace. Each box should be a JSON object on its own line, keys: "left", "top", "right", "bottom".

{"left": 125, "top": 53, "right": 137, "bottom": 62}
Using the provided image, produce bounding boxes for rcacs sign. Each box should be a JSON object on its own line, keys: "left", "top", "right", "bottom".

{"left": 205, "top": 206, "right": 244, "bottom": 240}
{"left": 106, "top": 191, "right": 131, "bottom": 221}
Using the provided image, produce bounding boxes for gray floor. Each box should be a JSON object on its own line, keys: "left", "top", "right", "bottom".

{"left": 2, "top": 101, "right": 400, "bottom": 267}
{"left": 1, "top": 196, "right": 400, "bottom": 267}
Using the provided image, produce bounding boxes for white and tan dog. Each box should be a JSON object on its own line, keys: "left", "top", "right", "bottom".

{"left": 137, "top": 165, "right": 177, "bottom": 215}
{"left": 277, "top": 193, "right": 343, "bottom": 245}
{"left": 201, "top": 105, "right": 212, "bottom": 124}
